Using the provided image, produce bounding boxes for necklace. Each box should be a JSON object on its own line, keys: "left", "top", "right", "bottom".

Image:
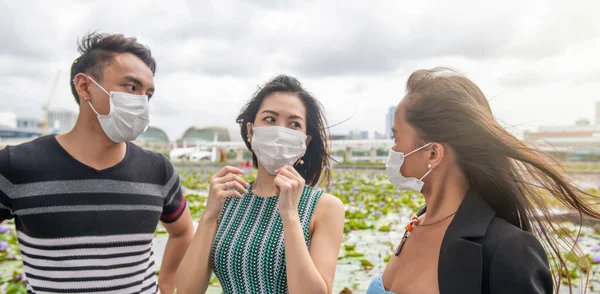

{"left": 394, "top": 206, "right": 457, "bottom": 256}
{"left": 419, "top": 212, "right": 457, "bottom": 227}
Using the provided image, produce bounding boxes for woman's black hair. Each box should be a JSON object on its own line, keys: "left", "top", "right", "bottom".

{"left": 236, "top": 75, "right": 331, "bottom": 187}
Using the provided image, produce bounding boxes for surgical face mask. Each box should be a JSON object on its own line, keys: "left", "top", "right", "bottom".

{"left": 85, "top": 76, "right": 150, "bottom": 143}
{"left": 386, "top": 142, "right": 433, "bottom": 192}
{"left": 250, "top": 126, "right": 308, "bottom": 174}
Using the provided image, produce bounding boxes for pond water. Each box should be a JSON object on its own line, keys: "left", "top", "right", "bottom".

{"left": 152, "top": 167, "right": 600, "bottom": 293}
{"left": 2, "top": 167, "right": 599, "bottom": 293}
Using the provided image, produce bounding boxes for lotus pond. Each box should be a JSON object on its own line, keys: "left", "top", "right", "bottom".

{"left": 1, "top": 167, "right": 600, "bottom": 293}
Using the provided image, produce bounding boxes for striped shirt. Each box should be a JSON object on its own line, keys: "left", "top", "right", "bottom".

{"left": 0, "top": 136, "right": 186, "bottom": 294}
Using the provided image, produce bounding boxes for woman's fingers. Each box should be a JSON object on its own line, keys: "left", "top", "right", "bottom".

{"left": 277, "top": 168, "right": 298, "bottom": 184}
{"left": 221, "top": 189, "right": 244, "bottom": 199}
{"left": 274, "top": 175, "right": 292, "bottom": 193}
{"left": 212, "top": 166, "right": 244, "bottom": 179}
{"left": 225, "top": 180, "right": 249, "bottom": 195}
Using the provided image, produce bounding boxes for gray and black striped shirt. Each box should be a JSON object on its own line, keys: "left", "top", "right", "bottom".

{"left": 0, "top": 136, "right": 186, "bottom": 294}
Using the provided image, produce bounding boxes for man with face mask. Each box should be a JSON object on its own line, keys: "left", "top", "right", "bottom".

{"left": 0, "top": 33, "right": 193, "bottom": 294}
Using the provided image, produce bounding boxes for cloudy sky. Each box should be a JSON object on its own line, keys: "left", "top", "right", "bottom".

{"left": 1, "top": 0, "right": 599, "bottom": 141}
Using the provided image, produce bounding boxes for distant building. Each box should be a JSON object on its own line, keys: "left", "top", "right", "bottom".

{"left": 348, "top": 130, "right": 369, "bottom": 140}
{"left": 524, "top": 102, "right": 600, "bottom": 160}
{"left": 0, "top": 113, "right": 41, "bottom": 139}
{"left": 0, "top": 126, "right": 41, "bottom": 138}
{"left": 330, "top": 134, "right": 349, "bottom": 140}
{"left": 138, "top": 126, "right": 169, "bottom": 143}
{"left": 180, "top": 126, "right": 234, "bottom": 145}
{"left": 17, "top": 117, "right": 40, "bottom": 129}
{"left": 524, "top": 122, "right": 600, "bottom": 141}
{"left": 385, "top": 106, "right": 395, "bottom": 139}
{"left": 374, "top": 131, "right": 387, "bottom": 140}
{"left": 48, "top": 109, "right": 77, "bottom": 134}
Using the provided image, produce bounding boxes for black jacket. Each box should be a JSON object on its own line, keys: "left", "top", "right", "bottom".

{"left": 437, "top": 189, "right": 553, "bottom": 293}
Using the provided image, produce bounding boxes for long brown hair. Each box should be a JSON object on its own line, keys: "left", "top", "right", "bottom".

{"left": 403, "top": 67, "right": 600, "bottom": 293}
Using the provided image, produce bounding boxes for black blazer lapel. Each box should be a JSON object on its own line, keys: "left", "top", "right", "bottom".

{"left": 438, "top": 189, "right": 496, "bottom": 294}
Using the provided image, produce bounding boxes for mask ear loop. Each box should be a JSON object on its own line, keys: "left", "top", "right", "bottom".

{"left": 79, "top": 74, "right": 110, "bottom": 117}
{"left": 419, "top": 163, "right": 433, "bottom": 181}
{"left": 405, "top": 142, "right": 433, "bottom": 157}
{"left": 85, "top": 75, "right": 110, "bottom": 96}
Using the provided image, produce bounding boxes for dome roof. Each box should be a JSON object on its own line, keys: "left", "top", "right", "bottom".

{"left": 139, "top": 126, "right": 169, "bottom": 143}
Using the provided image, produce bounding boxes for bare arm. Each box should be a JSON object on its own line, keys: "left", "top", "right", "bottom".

{"left": 282, "top": 193, "right": 345, "bottom": 294}
{"left": 158, "top": 206, "right": 194, "bottom": 294}
{"left": 176, "top": 166, "right": 249, "bottom": 294}
{"left": 175, "top": 215, "right": 219, "bottom": 294}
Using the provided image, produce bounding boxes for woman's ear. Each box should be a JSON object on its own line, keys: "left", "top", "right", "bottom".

{"left": 246, "top": 122, "right": 254, "bottom": 143}
{"left": 306, "top": 135, "right": 312, "bottom": 146}
{"left": 428, "top": 142, "right": 444, "bottom": 169}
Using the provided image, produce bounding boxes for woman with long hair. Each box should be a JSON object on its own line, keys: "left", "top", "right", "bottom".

{"left": 368, "top": 68, "right": 600, "bottom": 293}
{"left": 176, "top": 75, "right": 345, "bottom": 294}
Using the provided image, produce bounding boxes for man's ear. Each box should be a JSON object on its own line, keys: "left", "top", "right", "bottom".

{"left": 73, "top": 73, "right": 93, "bottom": 103}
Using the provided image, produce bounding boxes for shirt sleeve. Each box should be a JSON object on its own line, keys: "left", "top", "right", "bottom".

{"left": 160, "top": 155, "right": 187, "bottom": 224}
{"left": 0, "top": 147, "right": 14, "bottom": 222}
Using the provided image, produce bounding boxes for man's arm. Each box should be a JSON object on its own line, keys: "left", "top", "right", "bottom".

{"left": 159, "top": 206, "right": 194, "bottom": 294}
{"left": 157, "top": 157, "right": 194, "bottom": 294}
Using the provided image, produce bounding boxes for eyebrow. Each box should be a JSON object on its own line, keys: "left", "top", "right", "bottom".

{"left": 260, "top": 110, "right": 279, "bottom": 117}
{"left": 288, "top": 114, "right": 305, "bottom": 122}
{"left": 260, "top": 110, "right": 305, "bottom": 121}
{"left": 124, "top": 75, "right": 155, "bottom": 93}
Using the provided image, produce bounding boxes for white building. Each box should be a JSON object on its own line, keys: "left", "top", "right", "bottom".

{"left": 17, "top": 117, "right": 40, "bottom": 129}
{"left": 48, "top": 109, "right": 77, "bottom": 134}
{"left": 524, "top": 101, "right": 600, "bottom": 159}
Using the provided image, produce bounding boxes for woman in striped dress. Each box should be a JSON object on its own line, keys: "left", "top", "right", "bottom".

{"left": 177, "top": 75, "right": 345, "bottom": 294}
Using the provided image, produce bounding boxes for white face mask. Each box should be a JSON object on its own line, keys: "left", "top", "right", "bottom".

{"left": 250, "top": 126, "right": 308, "bottom": 174}
{"left": 85, "top": 76, "right": 150, "bottom": 143}
{"left": 386, "top": 142, "right": 433, "bottom": 192}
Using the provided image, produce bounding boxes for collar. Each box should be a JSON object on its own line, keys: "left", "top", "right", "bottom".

{"left": 438, "top": 188, "right": 496, "bottom": 293}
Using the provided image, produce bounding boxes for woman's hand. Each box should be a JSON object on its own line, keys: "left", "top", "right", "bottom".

{"left": 202, "top": 166, "right": 249, "bottom": 222}
{"left": 274, "top": 165, "right": 305, "bottom": 218}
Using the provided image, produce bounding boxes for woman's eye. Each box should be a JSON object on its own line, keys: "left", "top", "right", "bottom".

{"left": 264, "top": 117, "right": 275, "bottom": 123}
{"left": 125, "top": 85, "right": 136, "bottom": 92}
{"left": 291, "top": 122, "right": 301, "bottom": 128}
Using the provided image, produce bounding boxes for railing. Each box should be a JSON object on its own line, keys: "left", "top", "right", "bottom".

{"left": 180, "top": 139, "right": 395, "bottom": 151}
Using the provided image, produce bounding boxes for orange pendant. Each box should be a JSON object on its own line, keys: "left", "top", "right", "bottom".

{"left": 411, "top": 215, "right": 420, "bottom": 226}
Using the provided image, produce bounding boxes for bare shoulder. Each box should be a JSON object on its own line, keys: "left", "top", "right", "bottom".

{"left": 318, "top": 192, "right": 344, "bottom": 209}
{"left": 313, "top": 192, "right": 345, "bottom": 222}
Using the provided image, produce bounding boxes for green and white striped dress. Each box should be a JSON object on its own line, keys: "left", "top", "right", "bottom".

{"left": 211, "top": 184, "right": 323, "bottom": 293}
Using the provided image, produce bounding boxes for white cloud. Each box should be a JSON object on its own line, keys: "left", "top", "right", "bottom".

{"left": 0, "top": 0, "right": 599, "bottom": 141}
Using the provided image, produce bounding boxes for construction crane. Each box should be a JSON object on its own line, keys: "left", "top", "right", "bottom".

{"left": 41, "top": 70, "right": 61, "bottom": 135}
